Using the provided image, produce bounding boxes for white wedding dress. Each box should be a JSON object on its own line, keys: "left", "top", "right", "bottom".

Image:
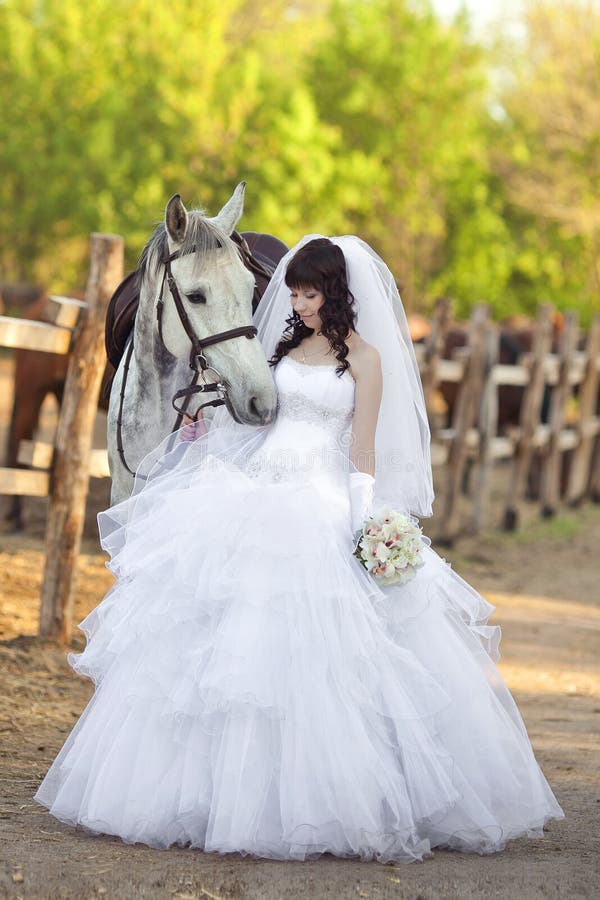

{"left": 34, "top": 354, "right": 564, "bottom": 862}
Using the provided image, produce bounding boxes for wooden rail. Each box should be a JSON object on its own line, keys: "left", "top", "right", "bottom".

{"left": 419, "top": 302, "right": 600, "bottom": 543}
{"left": 0, "top": 234, "right": 123, "bottom": 643}
{"left": 1, "top": 267, "right": 599, "bottom": 629}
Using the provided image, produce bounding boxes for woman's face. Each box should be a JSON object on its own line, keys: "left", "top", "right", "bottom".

{"left": 289, "top": 286, "right": 325, "bottom": 328}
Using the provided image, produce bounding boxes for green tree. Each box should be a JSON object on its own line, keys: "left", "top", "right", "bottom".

{"left": 0, "top": 0, "right": 353, "bottom": 288}
{"left": 306, "top": 0, "right": 506, "bottom": 311}
{"left": 490, "top": 0, "right": 600, "bottom": 323}
{"left": 0, "top": 0, "right": 243, "bottom": 284}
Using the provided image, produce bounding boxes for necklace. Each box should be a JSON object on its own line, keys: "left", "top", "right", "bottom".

{"left": 301, "top": 340, "right": 332, "bottom": 363}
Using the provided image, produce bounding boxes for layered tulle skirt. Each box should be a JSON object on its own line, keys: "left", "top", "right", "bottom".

{"left": 34, "top": 437, "right": 564, "bottom": 862}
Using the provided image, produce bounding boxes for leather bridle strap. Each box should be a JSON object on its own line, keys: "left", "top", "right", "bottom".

{"left": 158, "top": 251, "right": 258, "bottom": 430}
{"left": 117, "top": 238, "right": 262, "bottom": 478}
{"left": 115, "top": 335, "right": 137, "bottom": 475}
{"left": 230, "top": 231, "right": 275, "bottom": 305}
{"left": 157, "top": 248, "right": 258, "bottom": 372}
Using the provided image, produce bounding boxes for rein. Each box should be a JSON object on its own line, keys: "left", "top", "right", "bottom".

{"left": 116, "top": 235, "right": 267, "bottom": 477}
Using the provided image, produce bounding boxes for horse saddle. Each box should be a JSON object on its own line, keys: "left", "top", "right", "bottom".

{"left": 105, "top": 230, "right": 288, "bottom": 372}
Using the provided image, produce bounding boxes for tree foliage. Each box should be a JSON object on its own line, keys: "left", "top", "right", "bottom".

{"left": 490, "top": 0, "right": 600, "bottom": 323}
{"left": 307, "top": 0, "right": 504, "bottom": 310}
{"left": 0, "top": 0, "right": 598, "bottom": 322}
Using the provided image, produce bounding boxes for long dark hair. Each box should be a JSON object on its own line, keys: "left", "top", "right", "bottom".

{"left": 269, "top": 238, "right": 357, "bottom": 377}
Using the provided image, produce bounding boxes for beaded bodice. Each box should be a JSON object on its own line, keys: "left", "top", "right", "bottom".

{"left": 275, "top": 355, "right": 355, "bottom": 436}
{"left": 244, "top": 355, "right": 355, "bottom": 482}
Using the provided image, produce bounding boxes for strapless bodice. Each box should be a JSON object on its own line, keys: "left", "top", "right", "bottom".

{"left": 274, "top": 355, "right": 355, "bottom": 437}
{"left": 243, "top": 355, "right": 355, "bottom": 483}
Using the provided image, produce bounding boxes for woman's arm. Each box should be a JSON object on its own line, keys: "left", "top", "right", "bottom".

{"left": 348, "top": 344, "right": 383, "bottom": 476}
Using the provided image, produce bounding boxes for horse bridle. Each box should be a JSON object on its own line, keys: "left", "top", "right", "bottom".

{"left": 116, "top": 234, "right": 272, "bottom": 477}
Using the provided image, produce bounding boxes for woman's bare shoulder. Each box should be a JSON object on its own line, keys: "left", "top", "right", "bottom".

{"left": 346, "top": 333, "right": 381, "bottom": 380}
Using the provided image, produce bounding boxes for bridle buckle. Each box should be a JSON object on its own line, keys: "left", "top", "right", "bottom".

{"left": 198, "top": 364, "right": 227, "bottom": 398}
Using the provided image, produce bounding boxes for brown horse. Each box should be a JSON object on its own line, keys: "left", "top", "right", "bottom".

{"left": 436, "top": 312, "right": 566, "bottom": 431}
{"left": 3, "top": 290, "right": 112, "bottom": 530}
{"left": 434, "top": 312, "right": 589, "bottom": 501}
{"left": 4, "top": 222, "right": 287, "bottom": 529}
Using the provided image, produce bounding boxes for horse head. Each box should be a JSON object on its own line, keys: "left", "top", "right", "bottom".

{"left": 138, "top": 182, "right": 277, "bottom": 426}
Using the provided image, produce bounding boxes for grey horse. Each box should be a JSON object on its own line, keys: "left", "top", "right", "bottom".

{"left": 107, "top": 183, "right": 278, "bottom": 503}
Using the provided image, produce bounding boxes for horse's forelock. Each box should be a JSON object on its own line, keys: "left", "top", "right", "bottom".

{"left": 136, "top": 211, "right": 238, "bottom": 293}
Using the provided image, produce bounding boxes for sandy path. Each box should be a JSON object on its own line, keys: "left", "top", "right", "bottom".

{"left": 1, "top": 503, "right": 599, "bottom": 899}
{"left": 0, "top": 351, "right": 599, "bottom": 897}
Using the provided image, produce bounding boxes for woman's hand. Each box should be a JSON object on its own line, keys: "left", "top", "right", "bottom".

{"left": 180, "top": 410, "right": 207, "bottom": 441}
{"left": 349, "top": 470, "right": 375, "bottom": 545}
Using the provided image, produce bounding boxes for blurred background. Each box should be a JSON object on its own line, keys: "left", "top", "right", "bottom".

{"left": 1, "top": 0, "right": 598, "bottom": 323}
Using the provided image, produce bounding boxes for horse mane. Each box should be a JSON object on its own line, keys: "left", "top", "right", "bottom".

{"left": 136, "top": 210, "right": 238, "bottom": 292}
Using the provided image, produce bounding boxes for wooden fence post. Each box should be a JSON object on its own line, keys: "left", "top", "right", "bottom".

{"left": 566, "top": 315, "right": 600, "bottom": 505}
{"left": 39, "top": 233, "right": 123, "bottom": 643}
{"left": 469, "top": 323, "right": 500, "bottom": 534}
{"left": 590, "top": 441, "right": 600, "bottom": 503}
{"left": 539, "top": 311, "right": 579, "bottom": 518}
{"left": 421, "top": 297, "right": 452, "bottom": 418}
{"left": 502, "top": 305, "right": 554, "bottom": 531}
{"left": 436, "top": 304, "right": 489, "bottom": 545}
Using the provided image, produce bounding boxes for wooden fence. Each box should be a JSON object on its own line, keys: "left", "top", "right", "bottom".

{"left": 417, "top": 303, "right": 600, "bottom": 544}
{"left": 0, "top": 233, "right": 123, "bottom": 644}
{"left": 1, "top": 248, "right": 599, "bottom": 639}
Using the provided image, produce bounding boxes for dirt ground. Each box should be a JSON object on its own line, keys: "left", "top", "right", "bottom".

{"left": 0, "top": 353, "right": 599, "bottom": 899}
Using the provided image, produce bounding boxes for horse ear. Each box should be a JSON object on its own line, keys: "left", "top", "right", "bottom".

{"left": 165, "top": 194, "right": 189, "bottom": 244}
{"left": 210, "top": 182, "right": 246, "bottom": 235}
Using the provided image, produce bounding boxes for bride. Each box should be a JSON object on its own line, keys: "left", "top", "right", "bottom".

{"left": 34, "top": 234, "right": 564, "bottom": 863}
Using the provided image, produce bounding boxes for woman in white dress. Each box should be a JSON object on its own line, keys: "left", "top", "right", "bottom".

{"left": 34, "top": 235, "right": 564, "bottom": 863}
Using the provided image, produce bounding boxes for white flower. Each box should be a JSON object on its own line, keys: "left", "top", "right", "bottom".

{"left": 374, "top": 541, "right": 391, "bottom": 560}
{"left": 354, "top": 505, "right": 425, "bottom": 589}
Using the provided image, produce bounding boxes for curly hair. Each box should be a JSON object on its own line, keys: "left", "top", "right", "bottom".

{"left": 268, "top": 238, "right": 357, "bottom": 377}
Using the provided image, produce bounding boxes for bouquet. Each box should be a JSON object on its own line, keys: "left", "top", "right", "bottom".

{"left": 354, "top": 508, "right": 425, "bottom": 586}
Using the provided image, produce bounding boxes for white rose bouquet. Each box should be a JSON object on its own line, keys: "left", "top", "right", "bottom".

{"left": 354, "top": 508, "right": 425, "bottom": 586}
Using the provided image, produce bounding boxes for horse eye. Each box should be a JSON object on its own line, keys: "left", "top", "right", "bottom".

{"left": 186, "top": 290, "right": 206, "bottom": 304}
